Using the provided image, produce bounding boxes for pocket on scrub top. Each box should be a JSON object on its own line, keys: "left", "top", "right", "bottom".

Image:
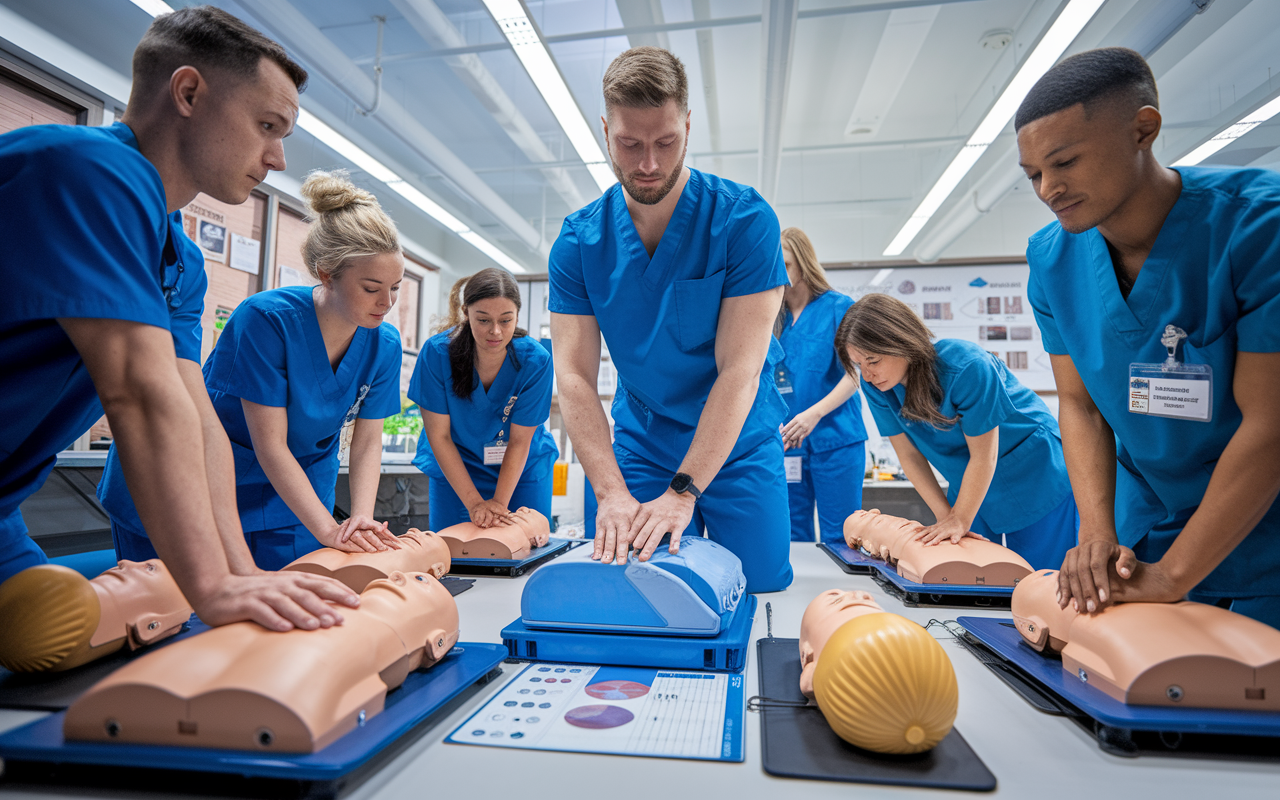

{"left": 674, "top": 271, "right": 725, "bottom": 351}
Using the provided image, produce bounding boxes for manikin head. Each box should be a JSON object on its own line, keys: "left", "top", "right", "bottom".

{"left": 359, "top": 571, "right": 460, "bottom": 666}
{"left": 601, "top": 47, "right": 690, "bottom": 206}
{"left": 509, "top": 507, "right": 551, "bottom": 547}
{"left": 843, "top": 508, "right": 922, "bottom": 562}
{"left": 93, "top": 559, "right": 192, "bottom": 648}
{"left": 1015, "top": 47, "right": 1163, "bottom": 236}
{"left": 121, "top": 6, "right": 307, "bottom": 210}
{"left": 798, "top": 589, "right": 884, "bottom": 698}
{"left": 300, "top": 170, "right": 403, "bottom": 330}
{"left": 1011, "top": 569, "right": 1078, "bottom": 653}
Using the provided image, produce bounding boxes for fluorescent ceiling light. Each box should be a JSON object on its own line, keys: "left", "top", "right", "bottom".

{"left": 129, "top": 0, "right": 173, "bottom": 15}
{"left": 124, "top": 0, "right": 527, "bottom": 274}
{"left": 295, "top": 110, "right": 526, "bottom": 273}
{"left": 1172, "top": 94, "right": 1280, "bottom": 167}
{"left": 482, "top": 0, "right": 615, "bottom": 192}
{"left": 883, "top": 0, "right": 1106, "bottom": 256}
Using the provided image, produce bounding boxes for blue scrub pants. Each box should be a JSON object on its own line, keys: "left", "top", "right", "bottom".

{"left": 113, "top": 517, "right": 322, "bottom": 572}
{"left": 0, "top": 508, "right": 48, "bottom": 585}
{"left": 591, "top": 440, "right": 793, "bottom": 594}
{"left": 428, "top": 466, "right": 553, "bottom": 532}
{"left": 970, "top": 492, "right": 1079, "bottom": 571}
{"left": 787, "top": 441, "right": 865, "bottom": 544}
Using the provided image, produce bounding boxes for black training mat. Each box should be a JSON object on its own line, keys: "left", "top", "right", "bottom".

{"left": 0, "top": 619, "right": 202, "bottom": 712}
{"left": 755, "top": 637, "right": 996, "bottom": 791}
{"left": 441, "top": 576, "right": 475, "bottom": 596}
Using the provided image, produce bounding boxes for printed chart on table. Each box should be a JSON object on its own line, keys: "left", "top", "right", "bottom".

{"left": 446, "top": 664, "right": 745, "bottom": 762}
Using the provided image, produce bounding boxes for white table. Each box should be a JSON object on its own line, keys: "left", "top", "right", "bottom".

{"left": 3, "top": 543, "right": 1277, "bottom": 799}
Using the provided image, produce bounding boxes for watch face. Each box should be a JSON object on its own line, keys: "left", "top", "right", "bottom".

{"left": 671, "top": 474, "right": 690, "bottom": 492}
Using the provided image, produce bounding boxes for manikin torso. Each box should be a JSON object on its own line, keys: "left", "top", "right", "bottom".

{"left": 798, "top": 589, "right": 885, "bottom": 698}
{"left": 1012, "top": 569, "right": 1280, "bottom": 710}
{"left": 283, "top": 529, "right": 451, "bottom": 592}
{"left": 843, "top": 509, "right": 1033, "bottom": 586}
{"left": 65, "top": 570, "right": 461, "bottom": 752}
{"left": 437, "top": 507, "right": 551, "bottom": 560}
{"left": 0, "top": 560, "right": 191, "bottom": 674}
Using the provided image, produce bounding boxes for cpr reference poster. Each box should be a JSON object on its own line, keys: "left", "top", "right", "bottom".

{"left": 446, "top": 664, "right": 745, "bottom": 762}
{"left": 827, "top": 264, "right": 1053, "bottom": 392}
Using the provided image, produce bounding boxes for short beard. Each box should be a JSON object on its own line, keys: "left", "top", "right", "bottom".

{"left": 613, "top": 139, "right": 688, "bottom": 206}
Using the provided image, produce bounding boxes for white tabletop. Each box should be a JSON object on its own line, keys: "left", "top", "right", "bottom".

{"left": 2, "top": 543, "right": 1277, "bottom": 799}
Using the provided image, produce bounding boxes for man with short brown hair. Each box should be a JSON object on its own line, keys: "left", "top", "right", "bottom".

{"left": 0, "top": 5, "right": 359, "bottom": 630}
{"left": 549, "top": 47, "right": 792, "bottom": 592}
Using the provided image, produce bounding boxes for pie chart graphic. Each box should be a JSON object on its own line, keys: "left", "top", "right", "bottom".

{"left": 585, "top": 680, "right": 650, "bottom": 701}
{"left": 564, "top": 705, "right": 634, "bottom": 729}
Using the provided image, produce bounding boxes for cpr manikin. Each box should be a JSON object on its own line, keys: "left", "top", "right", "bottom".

{"left": 65, "top": 571, "right": 460, "bottom": 752}
{"left": 283, "top": 529, "right": 451, "bottom": 592}
{"left": 0, "top": 561, "right": 191, "bottom": 673}
{"left": 843, "top": 508, "right": 1033, "bottom": 586}
{"left": 437, "top": 507, "right": 550, "bottom": 560}
{"left": 798, "top": 589, "right": 959, "bottom": 754}
{"left": 798, "top": 589, "right": 885, "bottom": 698}
{"left": 1012, "top": 569, "right": 1280, "bottom": 710}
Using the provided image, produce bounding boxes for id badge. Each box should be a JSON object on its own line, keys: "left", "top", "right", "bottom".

{"left": 784, "top": 455, "right": 802, "bottom": 483}
{"left": 1127, "top": 325, "right": 1213, "bottom": 423}
{"left": 775, "top": 363, "right": 794, "bottom": 395}
{"left": 483, "top": 440, "right": 508, "bottom": 465}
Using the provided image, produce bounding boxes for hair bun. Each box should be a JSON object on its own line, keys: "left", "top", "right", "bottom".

{"left": 301, "top": 169, "right": 376, "bottom": 215}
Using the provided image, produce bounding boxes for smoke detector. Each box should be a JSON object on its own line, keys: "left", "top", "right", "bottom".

{"left": 979, "top": 29, "right": 1013, "bottom": 51}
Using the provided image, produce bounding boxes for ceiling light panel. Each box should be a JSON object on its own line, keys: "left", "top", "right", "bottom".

{"left": 482, "top": 0, "right": 614, "bottom": 192}
{"left": 1173, "top": 94, "right": 1280, "bottom": 167}
{"left": 883, "top": 0, "right": 1106, "bottom": 256}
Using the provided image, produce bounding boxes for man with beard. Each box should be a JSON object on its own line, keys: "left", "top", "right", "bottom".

{"left": 1018, "top": 48, "right": 1280, "bottom": 627}
{"left": 548, "top": 47, "right": 792, "bottom": 592}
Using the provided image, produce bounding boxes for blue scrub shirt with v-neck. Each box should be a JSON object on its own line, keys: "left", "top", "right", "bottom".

{"left": 777, "top": 289, "right": 868, "bottom": 543}
{"left": 549, "top": 167, "right": 790, "bottom": 469}
{"left": 0, "top": 122, "right": 206, "bottom": 583}
{"left": 777, "top": 289, "right": 867, "bottom": 453}
{"left": 862, "top": 339, "right": 1072, "bottom": 533}
{"left": 1028, "top": 165, "right": 1280, "bottom": 599}
{"left": 408, "top": 330, "right": 558, "bottom": 485}
{"left": 206, "top": 287, "right": 402, "bottom": 537}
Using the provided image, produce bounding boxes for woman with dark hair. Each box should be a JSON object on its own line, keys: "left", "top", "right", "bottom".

{"left": 774, "top": 228, "right": 867, "bottom": 543}
{"left": 834, "top": 294, "right": 1077, "bottom": 570}
{"left": 409, "top": 268, "right": 557, "bottom": 532}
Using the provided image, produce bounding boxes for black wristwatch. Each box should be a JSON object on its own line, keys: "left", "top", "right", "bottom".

{"left": 669, "top": 472, "right": 703, "bottom": 500}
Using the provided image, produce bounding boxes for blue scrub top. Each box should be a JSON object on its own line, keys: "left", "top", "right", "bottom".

{"left": 1028, "top": 166, "right": 1280, "bottom": 597}
{"left": 0, "top": 122, "right": 206, "bottom": 518}
{"left": 862, "top": 339, "right": 1070, "bottom": 532}
{"left": 549, "top": 168, "right": 789, "bottom": 471}
{"left": 112, "top": 286, "right": 401, "bottom": 534}
{"left": 777, "top": 289, "right": 867, "bottom": 454}
{"left": 408, "top": 331, "right": 558, "bottom": 483}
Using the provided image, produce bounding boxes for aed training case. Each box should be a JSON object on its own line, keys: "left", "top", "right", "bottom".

{"left": 502, "top": 536, "right": 756, "bottom": 671}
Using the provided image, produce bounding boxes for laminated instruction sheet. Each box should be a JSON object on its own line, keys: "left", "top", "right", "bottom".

{"left": 446, "top": 663, "right": 745, "bottom": 762}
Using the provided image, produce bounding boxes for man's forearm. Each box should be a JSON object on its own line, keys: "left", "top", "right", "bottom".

{"left": 1058, "top": 397, "right": 1118, "bottom": 542}
{"left": 106, "top": 386, "right": 230, "bottom": 600}
{"left": 678, "top": 363, "right": 761, "bottom": 489}
{"left": 1160, "top": 416, "right": 1280, "bottom": 591}
{"left": 559, "top": 372, "right": 628, "bottom": 497}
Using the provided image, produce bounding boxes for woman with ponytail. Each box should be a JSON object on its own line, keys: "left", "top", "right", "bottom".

{"left": 835, "top": 294, "right": 1078, "bottom": 570}
{"left": 103, "top": 169, "right": 406, "bottom": 570}
{"left": 409, "top": 268, "right": 557, "bottom": 531}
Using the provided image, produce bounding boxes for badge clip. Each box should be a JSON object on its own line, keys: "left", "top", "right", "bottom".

{"left": 1128, "top": 325, "right": 1213, "bottom": 423}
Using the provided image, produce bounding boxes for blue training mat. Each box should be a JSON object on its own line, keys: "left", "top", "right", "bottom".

{"left": 0, "top": 643, "right": 507, "bottom": 784}
{"left": 502, "top": 595, "right": 757, "bottom": 672}
{"left": 958, "top": 616, "right": 1280, "bottom": 737}
{"left": 447, "top": 538, "right": 581, "bottom": 577}
{"left": 821, "top": 542, "right": 1014, "bottom": 607}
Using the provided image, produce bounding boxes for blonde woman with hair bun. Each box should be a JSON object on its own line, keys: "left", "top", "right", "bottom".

{"left": 773, "top": 227, "right": 868, "bottom": 544}
{"left": 107, "top": 170, "right": 408, "bottom": 571}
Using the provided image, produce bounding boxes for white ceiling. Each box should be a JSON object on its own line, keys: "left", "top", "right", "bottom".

{"left": 4, "top": 0, "right": 1279, "bottom": 281}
